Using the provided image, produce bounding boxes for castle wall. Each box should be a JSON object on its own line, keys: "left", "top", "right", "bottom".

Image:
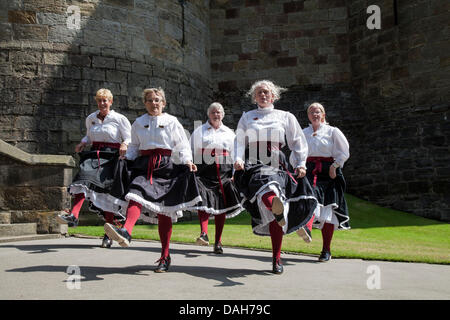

{"left": 0, "top": 0, "right": 212, "bottom": 155}
{"left": 209, "top": 0, "right": 449, "bottom": 221}
{"left": 0, "top": 0, "right": 448, "bottom": 221}
{"left": 347, "top": 0, "right": 450, "bottom": 220}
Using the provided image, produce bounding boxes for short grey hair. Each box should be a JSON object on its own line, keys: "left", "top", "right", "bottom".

{"left": 207, "top": 102, "right": 225, "bottom": 116}
{"left": 142, "top": 87, "right": 166, "bottom": 104}
{"left": 246, "top": 80, "right": 287, "bottom": 104}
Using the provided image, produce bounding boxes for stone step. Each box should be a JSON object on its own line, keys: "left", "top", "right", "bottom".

{"left": 0, "top": 233, "right": 62, "bottom": 243}
{"left": 0, "top": 212, "right": 11, "bottom": 224}
{"left": 0, "top": 223, "right": 37, "bottom": 237}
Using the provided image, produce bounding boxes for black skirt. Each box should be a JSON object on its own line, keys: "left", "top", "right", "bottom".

{"left": 124, "top": 153, "right": 201, "bottom": 224}
{"left": 68, "top": 146, "right": 130, "bottom": 221}
{"left": 234, "top": 144, "right": 317, "bottom": 236}
{"left": 306, "top": 160, "right": 350, "bottom": 230}
{"left": 190, "top": 158, "right": 244, "bottom": 218}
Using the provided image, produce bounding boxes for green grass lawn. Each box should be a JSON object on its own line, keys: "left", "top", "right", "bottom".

{"left": 69, "top": 194, "right": 450, "bottom": 265}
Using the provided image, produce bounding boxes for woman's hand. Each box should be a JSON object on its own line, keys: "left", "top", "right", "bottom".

{"left": 186, "top": 161, "right": 197, "bottom": 172}
{"left": 75, "top": 142, "right": 86, "bottom": 153}
{"left": 119, "top": 142, "right": 128, "bottom": 157}
{"left": 234, "top": 160, "right": 244, "bottom": 171}
{"left": 329, "top": 165, "right": 337, "bottom": 179}
{"left": 295, "top": 167, "right": 306, "bottom": 178}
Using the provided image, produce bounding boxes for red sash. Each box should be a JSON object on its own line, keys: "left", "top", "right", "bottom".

{"left": 140, "top": 149, "right": 172, "bottom": 184}
{"left": 201, "top": 148, "right": 230, "bottom": 206}
{"left": 306, "top": 156, "right": 334, "bottom": 187}
{"left": 92, "top": 141, "right": 121, "bottom": 170}
{"left": 250, "top": 141, "right": 298, "bottom": 185}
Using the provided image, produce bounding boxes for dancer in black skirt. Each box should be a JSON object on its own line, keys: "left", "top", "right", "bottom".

{"left": 304, "top": 102, "right": 350, "bottom": 262}
{"left": 233, "top": 80, "right": 318, "bottom": 274}
{"left": 189, "top": 102, "right": 244, "bottom": 254}
{"left": 57, "top": 88, "right": 131, "bottom": 248}
{"left": 104, "top": 87, "right": 201, "bottom": 272}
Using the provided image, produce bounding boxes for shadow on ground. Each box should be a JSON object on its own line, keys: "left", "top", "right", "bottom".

{"left": 3, "top": 242, "right": 318, "bottom": 287}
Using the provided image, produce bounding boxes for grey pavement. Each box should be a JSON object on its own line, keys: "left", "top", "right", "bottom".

{"left": 0, "top": 236, "right": 449, "bottom": 300}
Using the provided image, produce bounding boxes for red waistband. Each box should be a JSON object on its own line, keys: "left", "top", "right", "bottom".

{"left": 140, "top": 149, "right": 172, "bottom": 156}
{"left": 201, "top": 148, "right": 229, "bottom": 206}
{"left": 201, "top": 148, "right": 230, "bottom": 156}
{"left": 307, "top": 157, "right": 334, "bottom": 163}
{"left": 140, "top": 149, "right": 171, "bottom": 184}
{"left": 307, "top": 157, "right": 334, "bottom": 188}
{"left": 92, "top": 141, "right": 121, "bottom": 150}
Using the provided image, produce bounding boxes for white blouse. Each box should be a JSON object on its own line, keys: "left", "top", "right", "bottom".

{"left": 190, "top": 121, "right": 235, "bottom": 153}
{"left": 81, "top": 110, "right": 131, "bottom": 145}
{"left": 303, "top": 123, "right": 350, "bottom": 167}
{"left": 234, "top": 105, "right": 309, "bottom": 169}
{"left": 125, "top": 113, "right": 193, "bottom": 164}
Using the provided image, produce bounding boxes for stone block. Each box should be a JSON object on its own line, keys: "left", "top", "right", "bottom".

{"left": 63, "top": 66, "right": 82, "bottom": 79}
{"left": 39, "top": 64, "right": 63, "bottom": 78}
{"left": 105, "top": 0, "right": 135, "bottom": 8}
{"left": 131, "top": 61, "right": 152, "bottom": 75}
{"left": 92, "top": 56, "right": 115, "bottom": 69}
{"left": 284, "top": 1, "right": 304, "bottom": 13}
{"left": 36, "top": 12, "right": 65, "bottom": 26}
{"left": 8, "top": 10, "right": 37, "bottom": 24}
{"left": 225, "top": 8, "right": 239, "bottom": 19}
{"left": 69, "top": 55, "right": 91, "bottom": 67}
{"left": 44, "top": 52, "right": 69, "bottom": 65}
{"left": 1, "top": 186, "right": 70, "bottom": 211}
{"left": 115, "top": 59, "right": 132, "bottom": 72}
{"left": 0, "top": 223, "right": 36, "bottom": 237}
{"left": 277, "top": 56, "right": 297, "bottom": 67}
{"left": 64, "top": 92, "right": 89, "bottom": 105}
{"left": 81, "top": 68, "right": 105, "bottom": 81}
{"left": 106, "top": 70, "right": 128, "bottom": 84}
{"left": 12, "top": 24, "right": 48, "bottom": 41}
{"left": 0, "top": 211, "right": 11, "bottom": 224}
{"left": 328, "top": 7, "right": 348, "bottom": 20}
{"left": 0, "top": 23, "right": 12, "bottom": 41}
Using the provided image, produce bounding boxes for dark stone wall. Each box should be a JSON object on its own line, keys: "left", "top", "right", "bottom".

{"left": 210, "top": 0, "right": 449, "bottom": 221}
{"left": 347, "top": 0, "right": 450, "bottom": 221}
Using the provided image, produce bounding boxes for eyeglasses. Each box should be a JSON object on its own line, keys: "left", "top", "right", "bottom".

{"left": 145, "top": 98, "right": 162, "bottom": 103}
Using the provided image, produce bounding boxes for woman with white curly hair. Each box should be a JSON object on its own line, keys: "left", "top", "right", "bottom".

{"left": 233, "top": 80, "right": 317, "bottom": 274}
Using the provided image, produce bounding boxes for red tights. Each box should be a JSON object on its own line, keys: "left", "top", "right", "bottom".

{"left": 70, "top": 193, "right": 85, "bottom": 218}
{"left": 321, "top": 223, "right": 334, "bottom": 252}
{"left": 123, "top": 200, "right": 173, "bottom": 258}
{"left": 198, "top": 211, "right": 226, "bottom": 244}
{"left": 71, "top": 193, "right": 114, "bottom": 224}
{"left": 261, "top": 192, "right": 283, "bottom": 260}
{"left": 158, "top": 214, "right": 172, "bottom": 258}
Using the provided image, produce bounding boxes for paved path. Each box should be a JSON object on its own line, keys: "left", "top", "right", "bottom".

{"left": 1, "top": 236, "right": 449, "bottom": 300}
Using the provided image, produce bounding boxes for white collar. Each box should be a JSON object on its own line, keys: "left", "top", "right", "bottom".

{"left": 95, "top": 109, "right": 114, "bottom": 119}
{"left": 309, "top": 122, "right": 326, "bottom": 132}
{"left": 205, "top": 121, "right": 224, "bottom": 131}
{"left": 257, "top": 104, "right": 274, "bottom": 112}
